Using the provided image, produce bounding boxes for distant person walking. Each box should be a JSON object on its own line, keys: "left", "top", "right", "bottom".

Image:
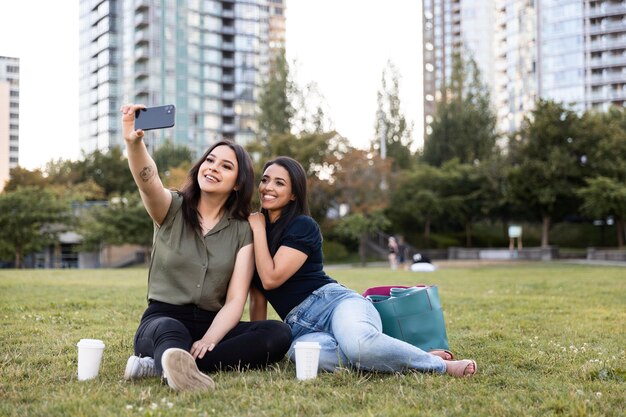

{"left": 397, "top": 236, "right": 408, "bottom": 270}
{"left": 388, "top": 236, "right": 399, "bottom": 270}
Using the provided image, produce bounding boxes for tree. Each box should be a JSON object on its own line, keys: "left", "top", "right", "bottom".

{"left": 422, "top": 53, "right": 497, "bottom": 166}
{"left": 257, "top": 48, "right": 294, "bottom": 144}
{"left": 335, "top": 211, "right": 390, "bottom": 266}
{"left": 577, "top": 176, "right": 626, "bottom": 248}
{"left": 438, "top": 160, "right": 488, "bottom": 247}
{"left": 79, "top": 193, "right": 154, "bottom": 261}
{"left": 574, "top": 107, "right": 626, "bottom": 248}
{"left": 329, "top": 148, "right": 392, "bottom": 264}
{"left": 0, "top": 186, "right": 73, "bottom": 268}
{"left": 4, "top": 166, "right": 49, "bottom": 191}
{"left": 153, "top": 140, "right": 193, "bottom": 176}
{"left": 387, "top": 164, "right": 446, "bottom": 247}
{"left": 372, "top": 60, "right": 413, "bottom": 171}
{"left": 506, "top": 100, "right": 582, "bottom": 248}
{"left": 78, "top": 147, "right": 136, "bottom": 197}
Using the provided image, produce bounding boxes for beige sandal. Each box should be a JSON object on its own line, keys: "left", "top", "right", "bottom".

{"left": 445, "top": 359, "right": 477, "bottom": 377}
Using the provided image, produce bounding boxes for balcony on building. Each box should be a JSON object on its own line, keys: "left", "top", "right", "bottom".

{"left": 588, "top": 3, "right": 626, "bottom": 19}
{"left": 221, "top": 90, "right": 235, "bottom": 101}
{"left": 135, "top": 46, "right": 150, "bottom": 61}
{"left": 135, "top": 13, "right": 150, "bottom": 28}
{"left": 135, "top": 1, "right": 149, "bottom": 13}
{"left": 589, "top": 34, "right": 626, "bottom": 52}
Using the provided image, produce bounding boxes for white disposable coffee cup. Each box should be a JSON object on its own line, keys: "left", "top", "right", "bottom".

{"left": 76, "top": 339, "right": 105, "bottom": 381}
{"left": 294, "top": 341, "right": 321, "bottom": 381}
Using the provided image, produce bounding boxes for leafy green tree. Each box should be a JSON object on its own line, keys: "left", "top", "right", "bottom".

{"left": 79, "top": 193, "right": 154, "bottom": 261}
{"left": 335, "top": 211, "right": 390, "bottom": 266}
{"left": 44, "top": 158, "right": 84, "bottom": 186}
{"left": 574, "top": 107, "right": 626, "bottom": 248}
{"left": 330, "top": 149, "right": 392, "bottom": 264}
{"left": 422, "top": 53, "right": 497, "bottom": 166}
{"left": 507, "top": 100, "right": 582, "bottom": 248}
{"left": 577, "top": 176, "right": 626, "bottom": 248}
{"left": 257, "top": 48, "right": 294, "bottom": 144}
{"left": 438, "top": 160, "right": 489, "bottom": 247}
{"left": 387, "top": 164, "right": 446, "bottom": 247}
{"left": 153, "top": 140, "right": 193, "bottom": 176}
{"left": 0, "top": 186, "right": 73, "bottom": 267}
{"left": 78, "top": 147, "right": 136, "bottom": 197}
{"left": 372, "top": 60, "right": 413, "bottom": 171}
{"left": 4, "top": 166, "right": 49, "bottom": 191}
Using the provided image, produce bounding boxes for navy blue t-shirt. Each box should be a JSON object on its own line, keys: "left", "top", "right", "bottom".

{"left": 252, "top": 215, "right": 336, "bottom": 320}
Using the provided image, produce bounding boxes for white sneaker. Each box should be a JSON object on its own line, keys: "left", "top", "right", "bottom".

{"left": 161, "top": 348, "right": 215, "bottom": 392}
{"left": 124, "top": 355, "right": 160, "bottom": 380}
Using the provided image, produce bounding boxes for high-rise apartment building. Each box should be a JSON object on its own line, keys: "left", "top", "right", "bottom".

{"left": 582, "top": 0, "right": 626, "bottom": 110}
{"left": 494, "top": 0, "right": 536, "bottom": 134}
{"left": 422, "top": 0, "right": 462, "bottom": 137}
{"left": 0, "top": 56, "right": 19, "bottom": 192}
{"left": 423, "top": 0, "right": 626, "bottom": 138}
{"left": 79, "top": 0, "right": 279, "bottom": 157}
{"left": 268, "top": 0, "right": 286, "bottom": 55}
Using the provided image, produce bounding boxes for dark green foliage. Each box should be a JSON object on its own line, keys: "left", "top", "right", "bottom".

{"left": 78, "top": 193, "right": 154, "bottom": 253}
{"left": 422, "top": 53, "right": 497, "bottom": 167}
{"left": 153, "top": 140, "right": 193, "bottom": 175}
{"left": 78, "top": 147, "right": 136, "bottom": 197}
{"left": 507, "top": 100, "right": 584, "bottom": 247}
{"left": 257, "top": 48, "right": 294, "bottom": 140}
{"left": 0, "top": 186, "right": 73, "bottom": 267}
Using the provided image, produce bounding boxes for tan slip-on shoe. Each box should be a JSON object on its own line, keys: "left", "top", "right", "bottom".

{"left": 161, "top": 348, "right": 216, "bottom": 392}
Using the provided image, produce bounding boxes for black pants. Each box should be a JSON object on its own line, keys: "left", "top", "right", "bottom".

{"left": 133, "top": 300, "right": 292, "bottom": 372}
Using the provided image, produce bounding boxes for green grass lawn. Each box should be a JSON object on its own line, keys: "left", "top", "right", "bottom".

{"left": 0, "top": 263, "right": 624, "bottom": 417}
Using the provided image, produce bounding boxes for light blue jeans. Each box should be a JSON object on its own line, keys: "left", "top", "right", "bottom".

{"left": 284, "top": 283, "right": 446, "bottom": 374}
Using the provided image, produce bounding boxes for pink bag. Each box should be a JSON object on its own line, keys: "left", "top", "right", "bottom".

{"left": 362, "top": 285, "right": 426, "bottom": 297}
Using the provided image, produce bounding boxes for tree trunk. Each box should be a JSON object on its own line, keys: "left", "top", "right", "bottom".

{"left": 541, "top": 214, "right": 551, "bottom": 248}
{"left": 465, "top": 221, "right": 472, "bottom": 247}
{"left": 359, "top": 233, "right": 367, "bottom": 267}
{"left": 14, "top": 247, "right": 22, "bottom": 269}
{"left": 424, "top": 220, "right": 431, "bottom": 248}
{"left": 616, "top": 217, "right": 625, "bottom": 249}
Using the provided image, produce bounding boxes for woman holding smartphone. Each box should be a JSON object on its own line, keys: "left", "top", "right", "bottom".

{"left": 248, "top": 156, "right": 477, "bottom": 377}
{"left": 120, "top": 104, "right": 291, "bottom": 392}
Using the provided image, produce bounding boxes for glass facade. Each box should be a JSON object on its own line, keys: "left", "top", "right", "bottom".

{"left": 423, "top": 0, "right": 463, "bottom": 137}
{"left": 494, "top": 0, "right": 536, "bottom": 134}
{"left": 538, "top": 0, "right": 585, "bottom": 112}
{"left": 585, "top": 0, "right": 626, "bottom": 111}
{"left": 79, "top": 0, "right": 276, "bottom": 158}
{"left": 423, "top": 0, "right": 626, "bottom": 136}
{"left": 0, "top": 55, "right": 20, "bottom": 191}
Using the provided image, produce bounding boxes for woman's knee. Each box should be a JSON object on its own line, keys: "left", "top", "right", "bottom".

{"left": 257, "top": 320, "right": 292, "bottom": 357}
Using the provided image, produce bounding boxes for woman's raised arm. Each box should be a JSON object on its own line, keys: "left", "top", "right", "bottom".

{"left": 121, "top": 103, "right": 172, "bottom": 225}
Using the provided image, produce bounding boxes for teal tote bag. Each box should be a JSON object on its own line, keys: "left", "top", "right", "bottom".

{"left": 364, "top": 285, "right": 449, "bottom": 352}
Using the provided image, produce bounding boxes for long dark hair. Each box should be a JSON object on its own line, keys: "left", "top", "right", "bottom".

{"left": 180, "top": 140, "right": 254, "bottom": 230}
{"left": 260, "top": 156, "right": 310, "bottom": 254}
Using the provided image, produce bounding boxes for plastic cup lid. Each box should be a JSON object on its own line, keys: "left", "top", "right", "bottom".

{"left": 77, "top": 338, "right": 105, "bottom": 348}
{"left": 294, "top": 341, "right": 320, "bottom": 349}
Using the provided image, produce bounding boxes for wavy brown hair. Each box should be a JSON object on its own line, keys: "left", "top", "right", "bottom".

{"left": 179, "top": 140, "right": 254, "bottom": 231}
{"left": 260, "top": 156, "right": 310, "bottom": 255}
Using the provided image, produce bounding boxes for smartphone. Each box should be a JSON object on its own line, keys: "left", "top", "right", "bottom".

{"left": 134, "top": 105, "right": 176, "bottom": 131}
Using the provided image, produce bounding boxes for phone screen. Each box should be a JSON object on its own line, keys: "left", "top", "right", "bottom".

{"left": 135, "top": 105, "right": 176, "bottom": 131}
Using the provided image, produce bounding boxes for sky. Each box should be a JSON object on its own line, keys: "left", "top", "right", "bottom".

{"left": 0, "top": 0, "right": 422, "bottom": 170}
